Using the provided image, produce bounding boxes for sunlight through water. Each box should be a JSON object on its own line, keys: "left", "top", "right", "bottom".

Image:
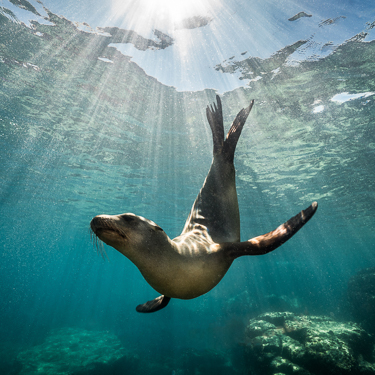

{"left": 109, "top": 0, "right": 220, "bottom": 33}
{"left": 1, "top": 0, "right": 375, "bottom": 374}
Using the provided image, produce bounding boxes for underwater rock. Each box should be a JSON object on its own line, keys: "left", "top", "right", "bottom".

{"left": 347, "top": 267, "right": 375, "bottom": 334}
{"left": 17, "top": 328, "right": 131, "bottom": 375}
{"left": 244, "top": 312, "right": 375, "bottom": 375}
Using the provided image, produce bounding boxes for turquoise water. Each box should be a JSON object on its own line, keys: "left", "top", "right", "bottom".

{"left": 1, "top": 0, "right": 375, "bottom": 374}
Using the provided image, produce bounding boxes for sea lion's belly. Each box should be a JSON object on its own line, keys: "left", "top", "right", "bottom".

{"left": 138, "top": 249, "right": 232, "bottom": 299}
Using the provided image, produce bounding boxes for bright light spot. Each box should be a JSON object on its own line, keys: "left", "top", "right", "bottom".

{"left": 109, "top": 0, "right": 218, "bottom": 34}
{"left": 312, "top": 105, "right": 324, "bottom": 113}
{"left": 98, "top": 57, "right": 114, "bottom": 63}
{"left": 143, "top": 0, "right": 198, "bottom": 23}
{"left": 330, "top": 91, "right": 375, "bottom": 103}
{"left": 271, "top": 67, "right": 280, "bottom": 80}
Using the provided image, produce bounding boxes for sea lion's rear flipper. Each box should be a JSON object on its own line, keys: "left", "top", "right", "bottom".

{"left": 136, "top": 295, "right": 171, "bottom": 313}
{"left": 206, "top": 95, "right": 225, "bottom": 154}
{"left": 206, "top": 96, "right": 254, "bottom": 160}
{"left": 222, "top": 202, "right": 318, "bottom": 258}
{"left": 223, "top": 99, "right": 254, "bottom": 162}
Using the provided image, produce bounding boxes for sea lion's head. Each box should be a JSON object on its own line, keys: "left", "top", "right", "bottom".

{"left": 90, "top": 213, "right": 169, "bottom": 261}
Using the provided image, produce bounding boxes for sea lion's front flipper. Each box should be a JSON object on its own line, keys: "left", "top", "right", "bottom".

{"left": 136, "top": 295, "right": 171, "bottom": 313}
{"left": 222, "top": 202, "right": 318, "bottom": 258}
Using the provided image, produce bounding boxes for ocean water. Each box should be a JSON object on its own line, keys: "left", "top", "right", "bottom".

{"left": 1, "top": 0, "right": 375, "bottom": 374}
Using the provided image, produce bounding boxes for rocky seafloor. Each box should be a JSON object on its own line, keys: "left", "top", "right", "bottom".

{"left": 1, "top": 327, "right": 236, "bottom": 375}
{"left": 244, "top": 311, "right": 375, "bottom": 375}
{"left": 1, "top": 310, "right": 375, "bottom": 375}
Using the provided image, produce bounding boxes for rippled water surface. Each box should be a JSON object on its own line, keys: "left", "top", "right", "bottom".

{"left": 1, "top": 0, "right": 375, "bottom": 373}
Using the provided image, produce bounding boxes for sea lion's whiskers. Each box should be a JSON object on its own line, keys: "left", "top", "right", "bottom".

{"left": 89, "top": 228, "right": 109, "bottom": 260}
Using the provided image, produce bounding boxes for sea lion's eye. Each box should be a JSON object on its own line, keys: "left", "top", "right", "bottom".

{"left": 154, "top": 225, "right": 164, "bottom": 232}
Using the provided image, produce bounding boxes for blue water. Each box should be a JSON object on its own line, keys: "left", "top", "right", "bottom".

{"left": 1, "top": 0, "right": 375, "bottom": 374}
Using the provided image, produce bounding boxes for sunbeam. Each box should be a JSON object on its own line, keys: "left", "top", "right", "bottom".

{"left": 109, "top": 0, "right": 220, "bottom": 33}
{"left": 2, "top": 0, "right": 375, "bottom": 373}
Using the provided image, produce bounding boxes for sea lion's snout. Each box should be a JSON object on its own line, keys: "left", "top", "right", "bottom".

{"left": 90, "top": 215, "right": 114, "bottom": 233}
{"left": 90, "top": 214, "right": 128, "bottom": 243}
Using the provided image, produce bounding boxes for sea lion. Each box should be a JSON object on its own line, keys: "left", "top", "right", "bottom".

{"left": 90, "top": 96, "right": 318, "bottom": 313}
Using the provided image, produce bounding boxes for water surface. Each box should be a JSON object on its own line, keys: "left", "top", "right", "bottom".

{"left": 1, "top": 0, "right": 375, "bottom": 373}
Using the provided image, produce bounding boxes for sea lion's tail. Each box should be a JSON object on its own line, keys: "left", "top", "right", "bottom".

{"left": 218, "top": 202, "right": 318, "bottom": 258}
{"left": 206, "top": 95, "right": 254, "bottom": 162}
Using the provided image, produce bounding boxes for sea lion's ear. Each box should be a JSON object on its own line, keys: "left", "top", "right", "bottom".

{"left": 136, "top": 295, "right": 171, "bottom": 313}
{"left": 222, "top": 202, "right": 318, "bottom": 258}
